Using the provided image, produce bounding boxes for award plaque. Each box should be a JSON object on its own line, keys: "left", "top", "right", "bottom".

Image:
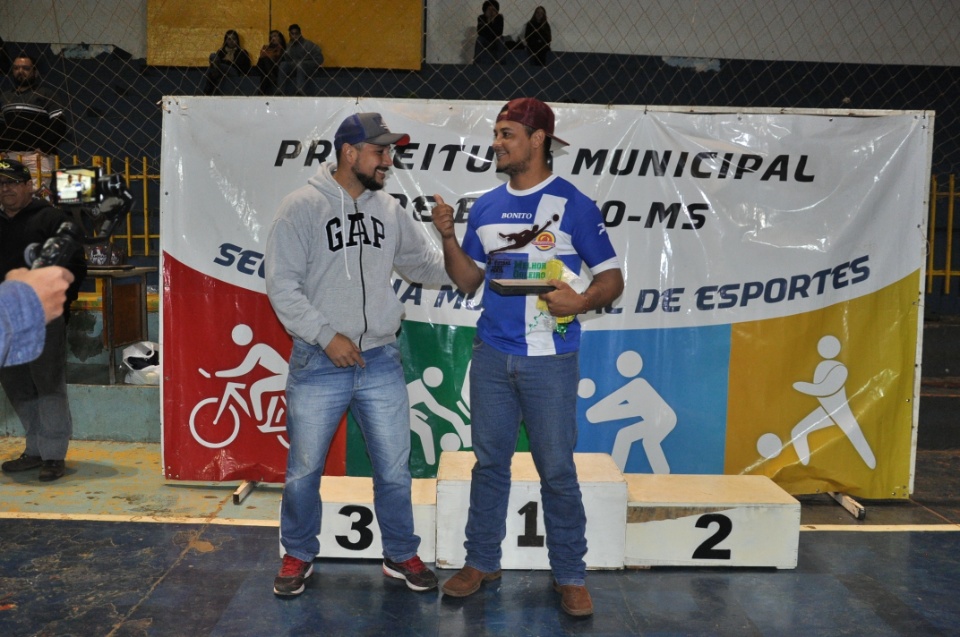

{"left": 490, "top": 279, "right": 557, "bottom": 295}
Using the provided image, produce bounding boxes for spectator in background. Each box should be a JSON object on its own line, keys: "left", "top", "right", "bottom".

{"left": 0, "top": 55, "right": 68, "bottom": 191}
{"left": 279, "top": 24, "right": 324, "bottom": 96}
{"left": 0, "top": 159, "right": 86, "bottom": 483}
{"left": 524, "top": 6, "right": 552, "bottom": 66}
{"left": 257, "top": 29, "right": 287, "bottom": 96}
{"left": 474, "top": 1, "right": 504, "bottom": 65}
{"left": 203, "top": 30, "right": 252, "bottom": 96}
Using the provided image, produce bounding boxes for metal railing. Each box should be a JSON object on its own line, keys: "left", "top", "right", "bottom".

{"left": 14, "top": 153, "right": 161, "bottom": 258}
{"left": 930, "top": 174, "right": 958, "bottom": 294}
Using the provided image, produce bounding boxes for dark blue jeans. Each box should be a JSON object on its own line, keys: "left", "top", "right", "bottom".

{"left": 463, "top": 338, "right": 587, "bottom": 585}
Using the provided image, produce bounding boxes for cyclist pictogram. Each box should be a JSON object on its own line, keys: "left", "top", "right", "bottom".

{"left": 188, "top": 324, "right": 290, "bottom": 449}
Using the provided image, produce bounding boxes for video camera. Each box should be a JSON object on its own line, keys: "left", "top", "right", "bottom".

{"left": 27, "top": 166, "right": 135, "bottom": 269}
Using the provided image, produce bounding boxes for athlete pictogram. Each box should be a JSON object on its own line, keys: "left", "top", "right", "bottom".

{"left": 579, "top": 350, "right": 677, "bottom": 473}
{"left": 407, "top": 363, "right": 472, "bottom": 464}
{"left": 756, "top": 335, "right": 876, "bottom": 469}
{"left": 188, "top": 324, "right": 289, "bottom": 449}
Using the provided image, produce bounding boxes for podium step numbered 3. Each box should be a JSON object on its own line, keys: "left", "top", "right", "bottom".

{"left": 282, "top": 476, "right": 437, "bottom": 562}
{"left": 288, "top": 453, "right": 800, "bottom": 571}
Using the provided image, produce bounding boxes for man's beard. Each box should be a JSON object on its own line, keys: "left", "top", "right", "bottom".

{"left": 496, "top": 157, "right": 528, "bottom": 177}
{"left": 354, "top": 166, "right": 384, "bottom": 191}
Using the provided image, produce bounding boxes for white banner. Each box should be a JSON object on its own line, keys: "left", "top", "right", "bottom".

{"left": 161, "top": 97, "right": 931, "bottom": 497}
{"left": 162, "top": 98, "right": 929, "bottom": 329}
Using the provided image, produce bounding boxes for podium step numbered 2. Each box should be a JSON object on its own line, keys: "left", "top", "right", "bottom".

{"left": 624, "top": 474, "right": 800, "bottom": 570}
{"left": 285, "top": 453, "right": 800, "bottom": 571}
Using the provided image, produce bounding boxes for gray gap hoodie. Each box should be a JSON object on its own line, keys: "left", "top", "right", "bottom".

{"left": 265, "top": 162, "right": 451, "bottom": 351}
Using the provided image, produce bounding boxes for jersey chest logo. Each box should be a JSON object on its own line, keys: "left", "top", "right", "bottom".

{"left": 490, "top": 213, "right": 560, "bottom": 254}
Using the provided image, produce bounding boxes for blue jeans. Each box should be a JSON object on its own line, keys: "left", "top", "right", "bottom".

{"left": 464, "top": 338, "right": 587, "bottom": 585}
{"left": 279, "top": 339, "right": 419, "bottom": 564}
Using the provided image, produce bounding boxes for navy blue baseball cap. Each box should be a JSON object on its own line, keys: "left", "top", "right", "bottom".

{"left": 334, "top": 113, "right": 410, "bottom": 152}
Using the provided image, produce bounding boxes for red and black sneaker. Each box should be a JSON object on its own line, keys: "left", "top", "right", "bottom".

{"left": 273, "top": 554, "right": 314, "bottom": 596}
{"left": 383, "top": 555, "right": 439, "bottom": 592}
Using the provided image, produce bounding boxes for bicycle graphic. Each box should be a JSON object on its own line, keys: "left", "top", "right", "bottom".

{"left": 188, "top": 324, "right": 290, "bottom": 450}
{"left": 189, "top": 368, "right": 289, "bottom": 449}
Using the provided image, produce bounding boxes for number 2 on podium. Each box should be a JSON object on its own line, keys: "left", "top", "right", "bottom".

{"left": 692, "top": 513, "right": 732, "bottom": 560}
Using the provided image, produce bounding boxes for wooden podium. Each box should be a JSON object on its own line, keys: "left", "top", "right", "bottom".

{"left": 278, "top": 476, "right": 438, "bottom": 561}
{"left": 624, "top": 474, "right": 800, "bottom": 569}
{"left": 268, "top": 453, "right": 801, "bottom": 571}
{"left": 435, "top": 451, "right": 627, "bottom": 570}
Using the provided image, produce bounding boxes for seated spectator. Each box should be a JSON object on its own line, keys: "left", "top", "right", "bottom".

{"left": 203, "top": 30, "right": 252, "bottom": 96}
{"left": 524, "top": 6, "right": 551, "bottom": 66}
{"left": 256, "top": 30, "right": 286, "bottom": 96}
{"left": 279, "top": 24, "right": 324, "bottom": 96}
{"left": 474, "top": 0, "right": 504, "bottom": 64}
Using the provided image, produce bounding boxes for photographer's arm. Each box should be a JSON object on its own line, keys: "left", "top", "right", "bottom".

{"left": 0, "top": 267, "right": 74, "bottom": 367}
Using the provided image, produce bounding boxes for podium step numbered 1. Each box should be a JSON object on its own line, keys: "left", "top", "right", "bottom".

{"left": 435, "top": 451, "right": 627, "bottom": 570}
{"left": 284, "top": 454, "right": 800, "bottom": 571}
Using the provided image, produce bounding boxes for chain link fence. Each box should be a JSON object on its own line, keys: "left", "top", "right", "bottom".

{"left": 2, "top": 0, "right": 959, "bottom": 295}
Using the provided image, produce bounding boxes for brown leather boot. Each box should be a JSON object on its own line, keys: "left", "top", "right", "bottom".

{"left": 553, "top": 581, "right": 594, "bottom": 617}
{"left": 441, "top": 565, "right": 502, "bottom": 597}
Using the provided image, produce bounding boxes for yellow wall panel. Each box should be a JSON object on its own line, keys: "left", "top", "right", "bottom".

{"left": 148, "top": 0, "right": 421, "bottom": 70}
{"left": 724, "top": 273, "right": 920, "bottom": 499}
{"left": 148, "top": 0, "right": 268, "bottom": 66}
{"left": 272, "top": 0, "right": 422, "bottom": 70}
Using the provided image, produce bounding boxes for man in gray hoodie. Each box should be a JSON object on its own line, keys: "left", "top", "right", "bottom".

{"left": 265, "top": 112, "right": 449, "bottom": 597}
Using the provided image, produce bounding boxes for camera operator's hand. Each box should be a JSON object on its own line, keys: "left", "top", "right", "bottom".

{"left": 4, "top": 267, "right": 74, "bottom": 324}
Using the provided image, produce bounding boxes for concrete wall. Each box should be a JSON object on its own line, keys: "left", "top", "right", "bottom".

{"left": 427, "top": 0, "right": 960, "bottom": 66}
{"left": 0, "top": 386, "right": 160, "bottom": 443}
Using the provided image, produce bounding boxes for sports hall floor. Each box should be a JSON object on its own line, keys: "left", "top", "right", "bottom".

{"left": 0, "top": 436, "right": 958, "bottom": 637}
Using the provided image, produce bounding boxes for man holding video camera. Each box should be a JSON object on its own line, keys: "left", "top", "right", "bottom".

{"left": 0, "top": 159, "right": 86, "bottom": 482}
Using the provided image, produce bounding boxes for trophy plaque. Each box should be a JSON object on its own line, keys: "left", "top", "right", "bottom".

{"left": 490, "top": 279, "right": 557, "bottom": 295}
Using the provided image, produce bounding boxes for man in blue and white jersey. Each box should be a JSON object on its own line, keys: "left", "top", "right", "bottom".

{"left": 431, "top": 97, "right": 624, "bottom": 617}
